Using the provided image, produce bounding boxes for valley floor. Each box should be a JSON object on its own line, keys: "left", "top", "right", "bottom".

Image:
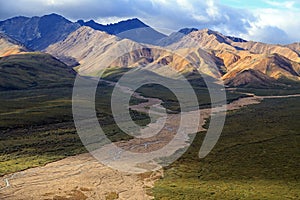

{"left": 153, "top": 96, "right": 300, "bottom": 200}
{"left": 0, "top": 153, "right": 161, "bottom": 200}
{"left": 2, "top": 93, "right": 299, "bottom": 199}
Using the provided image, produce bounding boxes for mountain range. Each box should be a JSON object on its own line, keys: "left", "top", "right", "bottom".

{"left": 0, "top": 29, "right": 75, "bottom": 90}
{"left": 0, "top": 13, "right": 300, "bottom": 88}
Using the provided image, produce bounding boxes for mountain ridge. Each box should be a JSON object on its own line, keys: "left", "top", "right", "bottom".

{"left": 0, "top": 13, "right": 80, "bottom": 50}
{"left": 77, "top": 18, "right": 166, "bottom": 44}
{"left": 1, "top": 13, "right": 300, "bottom": 88}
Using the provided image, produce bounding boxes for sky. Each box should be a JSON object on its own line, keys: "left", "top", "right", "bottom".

{"left": 0, "top": 0, "right": 299, "bottom": 44}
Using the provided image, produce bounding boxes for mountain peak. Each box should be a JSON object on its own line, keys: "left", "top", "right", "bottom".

{"left": 77, "top": 18, "right": 166, "bottom": 44}
{"left": 178, "top": 28, "right": 198, "bottom": 35}
{"left": 0, "top": 13, "right": 80, "bottom": 50}
{"left": 43, "top": 13, "right": 63, "bottom": 18}
{"left": 199, "top": 28, "right": 222, "bottom": 36}
{"left": 121, "top": 18, "right": 148, "bottom": 27}
{"left": 105, "top": 18, "right": 149, "bottom": 29}
{"left": 76, "top": 19, "right": 84, "bottom": 25}
{"left": 87, "top": 19, "right": 96, "bottom": 23}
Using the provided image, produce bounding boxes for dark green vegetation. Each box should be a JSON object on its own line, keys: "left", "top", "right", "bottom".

{"left": 0, "top": 79, "right": 153, "bottom": 176}
{"left": 152, "top": 97, "right": 300, "bottom": 200}
{"left": 1, "top": 61, "right": 299, "bottom": 200}
{"left": 0, "top": 53, "right": 76, "bottom": 90}
{"left": 236, "top": 87, "right": 300, "bottom": 96}
{"left": 136, "top": 84, "right": 249, "bottom": 112}
{"left": 234, "top": 77, "right": 300, "bottom": 96}
{"left": 0, "top": 83, "right": 151, "bottom": 176}
{"left": 0, "top": 63, "right": 151, "bottom": 176}
{"left": 102, "top": 67, "right": 249, "bottom": 112}
{"left": 0, "top": 65, "right": 280, "bottom": 176}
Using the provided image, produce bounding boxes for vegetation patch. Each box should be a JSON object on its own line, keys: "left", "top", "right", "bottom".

{"left": 152, "top": 97, "right": 300, "bottom": 199}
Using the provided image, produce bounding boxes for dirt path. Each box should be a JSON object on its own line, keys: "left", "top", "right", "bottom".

{"left": 1, "top": 84, "right": 299, "bottom": 199}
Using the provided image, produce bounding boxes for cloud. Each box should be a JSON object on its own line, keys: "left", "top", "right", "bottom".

{"left": 264, "top": 0, "right": 296, "bottom": 9}
{"left": 0, "top": 0, "right": 299, "bottom": 44}
{"left": 242, "top": 6, "right": 300, "bottom": 44}
{"left": 242, "top": 25, "right": 290, "bottom": 44}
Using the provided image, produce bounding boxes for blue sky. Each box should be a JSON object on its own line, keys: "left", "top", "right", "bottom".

{"left": 0, "top": 0, "right": 299, "bottom": 44}
{"left": 221, "top": 0, "right": 300, "bottom": 9}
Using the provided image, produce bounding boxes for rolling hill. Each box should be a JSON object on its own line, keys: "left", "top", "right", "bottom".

{"left": 0, "top": 52, "right": 75, "bottom": 90}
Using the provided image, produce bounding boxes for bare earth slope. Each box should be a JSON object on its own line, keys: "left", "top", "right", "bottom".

{"left": 46, "top": 27, "right": 300, "bottom": 86}
{"left": 46, "top": 27, "right": 222, "bottom": 78}
{"left": 166, "top": 29, "right": 300, "bottom": 84}
{"left": 0, "top": 33, "right": 28, "bottom": 57}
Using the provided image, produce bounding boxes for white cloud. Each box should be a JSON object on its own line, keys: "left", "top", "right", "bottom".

{"left": 241, "top": 6, "right": 300, "bottom": 43}
{"left": 206, "top": 0, "right": 220, "bottom": 19}
{"left": 0, "top": 0, "right": 299, "bottom": 43}
{"left": 264, "top": 0, "right": 296, "bottom": 9}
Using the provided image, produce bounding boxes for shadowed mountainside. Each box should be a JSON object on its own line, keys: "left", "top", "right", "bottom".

{"left": 0, "top": 13, "right": 80, "bottom": 50}
{"left": 0, "top": 53, "right": 75, "bottom": 90}
{"left": 77, "top": 18, "right": 166, "bottom": 44}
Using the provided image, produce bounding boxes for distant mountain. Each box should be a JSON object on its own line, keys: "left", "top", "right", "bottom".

{"left": 159, "top": 28, "right": 300, "bottom": 85}
{"left": 2, "top": 13, "right": 298, "bottom": 88}
{"left": 0, "top": 52, "right": 76, "bottom": 90}
{"left": 166, "top": 29, "right": 238, "bottom": 51}
{"left": 0, "top": 14, "right": 167, "bottom": 48}
{"left": 232, "top": 41, "right": 300, "bottom": 63}
{"left": 46, "top": 26, "right": 145, "bottom": 75}
{"left": 220, "top": 51, "right": 300, "bottom": 78}
{"left": 285, "top": 42, "right": 300, "bottom": 54}
{"left": 46, "top": 26, "right": 225, "bottom": 78}
{"left": 155, "top": 28, "right": 247, "bottom": 47}
{"left": 155, "top": 28, "right": 198, "bottom": 46}
{"left": 0, "top": 32, "right": 28, "bottom": 57}
{"left": 0, "top": 13, "right": 80, "bottom": 50}
{"left": 77, "top": 18, "right": 166, "bottom": 44}
{"left": 46, "top": 25, "right": 300, "bottom": 86}
{"left": 77, "top": 18, "right": 148, "bottom": 34}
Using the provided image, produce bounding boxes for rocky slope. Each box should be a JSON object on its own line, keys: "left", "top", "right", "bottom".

{"left": 0, "top": 33, "right": 28, "bottom": 57}
{"left": 164, "top": 29, "right": 300, "bottom": 84}
{"left": 46, "top": 26, "right": 225, "bottom": 79}
{"left": 286, "top": 42, "right": 300, "bottom": 54}
{"left": 5, "top": 14, "right": 287, "bottom": 87}
{"left": 224, "top": 69, "right": 280, "bottom": 88}
{"left": 46, "top": 26, "right": 144, "bottom": 75}
{"left": 232, "top": 41, "right": 300, "bottom": 63}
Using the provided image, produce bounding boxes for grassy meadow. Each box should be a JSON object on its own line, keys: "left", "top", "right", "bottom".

{"left": 152, "top": 97, "right": 300, "bottom": 200}
{"left": 0, "top": 81, "right": 150, "bottom": 176}
{"left": 1, "top": 62, "right": 299, "bottom": 200}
